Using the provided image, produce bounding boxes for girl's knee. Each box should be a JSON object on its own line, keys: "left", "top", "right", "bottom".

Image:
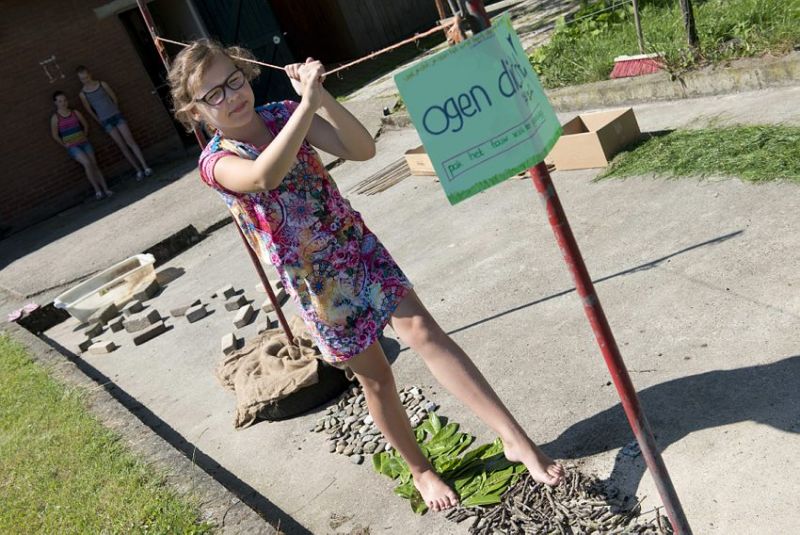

{"left": 403, "top": 313, "right": 441, "bottom": 350}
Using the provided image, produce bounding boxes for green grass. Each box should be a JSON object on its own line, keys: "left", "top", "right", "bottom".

{"left": 0, "top": 334, "right": 212, "bottom": 534}
{"left": 599, "top": 125, "right": 800, "bottom": 182}
{"left": 530, "top": 0, "right": 800, "bottom": 88}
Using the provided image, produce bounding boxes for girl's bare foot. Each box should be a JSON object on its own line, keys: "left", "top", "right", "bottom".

{"left": 503, "top": 437, "right": 564, "bottom": 486}
{"left": 413, "top": 468, "right": 459, "bottom": 512}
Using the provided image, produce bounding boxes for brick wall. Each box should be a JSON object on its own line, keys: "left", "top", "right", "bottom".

{"left": 0, "top": 0, "right": 184, "bottom": 234}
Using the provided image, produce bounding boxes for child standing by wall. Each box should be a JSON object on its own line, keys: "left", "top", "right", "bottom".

{"left": 168, "top": 40, "right": 564, "bottom": 513}
{"left": 50, "top": 91, "right": 112, "bottom": 200}
{"left": 77, "top": 66, "right": 153, "bottom": 180}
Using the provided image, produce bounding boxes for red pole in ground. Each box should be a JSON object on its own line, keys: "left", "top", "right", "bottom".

{"left": 134, "top": 0, "right": 294, "bottom": 342}
{"left": 528, "top": 162, "right": 692, "bottom": 534}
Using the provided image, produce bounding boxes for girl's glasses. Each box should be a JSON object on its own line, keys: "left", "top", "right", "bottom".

{"left": 196, "top": 69, "right": 246, "bottom": 106}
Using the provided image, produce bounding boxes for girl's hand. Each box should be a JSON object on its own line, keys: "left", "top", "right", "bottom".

{"left": 286, "top": 58, "right": 325, "bottom": 110}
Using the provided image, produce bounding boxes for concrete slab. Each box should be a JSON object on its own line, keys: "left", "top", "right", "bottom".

{"left": 42, "top": 92, "right": 800, "bottom": 534}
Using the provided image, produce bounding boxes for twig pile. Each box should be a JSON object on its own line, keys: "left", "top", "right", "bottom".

{"left": 446, "top": 470, "right": 674, "bottom": 535}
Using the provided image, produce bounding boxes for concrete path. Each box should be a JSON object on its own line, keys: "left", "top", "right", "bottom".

{"left": 35, "top": 85, "right": 800, "bottom": 533}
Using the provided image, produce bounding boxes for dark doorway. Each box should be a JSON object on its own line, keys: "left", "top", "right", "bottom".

{"left": 118, "top": 6, "right": 198, "bottom": 149}
{"left": 192, "top": 0, "right": 296, "bottom": 105}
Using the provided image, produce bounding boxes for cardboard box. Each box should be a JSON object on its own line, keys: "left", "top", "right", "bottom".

{"left": 404, "top": 145, "right": 436, "bottom": 176}
{"left": 545, "top": 108, "right": 641, "bottom": 170}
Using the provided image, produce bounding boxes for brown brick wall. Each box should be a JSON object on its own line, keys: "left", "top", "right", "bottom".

{"left": 0, "top": 0, "right": 183, "bottom": 233}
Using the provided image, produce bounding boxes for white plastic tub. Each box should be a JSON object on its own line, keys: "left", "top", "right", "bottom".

{"left": 54, "top": 254, "right": 156, "bottom": 323}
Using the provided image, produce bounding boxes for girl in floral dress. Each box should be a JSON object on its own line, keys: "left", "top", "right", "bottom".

{"left": 168, "top": 40, "right": 564, "bottom": 512}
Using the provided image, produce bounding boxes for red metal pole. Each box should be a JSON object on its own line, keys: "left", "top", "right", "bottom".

{"left": 528, "top": 162, "right": 692, "bottom": 534}
{"left": 134, "top": 0, "right": 294, "bottom": 343}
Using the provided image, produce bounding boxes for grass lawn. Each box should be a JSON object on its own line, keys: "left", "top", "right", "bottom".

{"left": 0, "top": 334, "right": 212, "bottom": 534}
{"left": 530, "top": 0, "right": 800, "bottom": 88}
{"left": 599, "top": 125, "right": 800, "bottom": 182}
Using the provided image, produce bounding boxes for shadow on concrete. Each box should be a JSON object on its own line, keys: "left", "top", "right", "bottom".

{"left": 42, "top": 336, "right": 312, "bottom": 535}
{"left": 444, "top": 230, "right": 744, "bottom": 338}
{"left": 380, "top": 334, "right": 402, "bottom": 365}
{"left": 0, "top": 157, "right": 197, "bottom": 272}
{"left": 540, "top": 354, "right": 800, "bottom": 498}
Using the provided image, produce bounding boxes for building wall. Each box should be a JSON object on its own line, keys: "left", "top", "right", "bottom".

{"left": 0, "top": 0, "right": 184, "bottom": 235}
{"left": 336, "top": 0, "right": 439, "bottom": 56}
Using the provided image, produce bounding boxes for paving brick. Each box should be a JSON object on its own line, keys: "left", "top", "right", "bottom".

{"left": 276, "top": 287, "right": 288, "bottom": 304}
{"left": 133, "top": 321, "right": 168, "bottom": 346}
{"left": 89, "top": 303, "right": 119, "bottom": 325}
{"left": 170, "top": 298, "right": 201, "bottom": 317}
{"left": 255, "top": 279, "right": 283, "bottom": 293}
{"left": 216, "top": 284, "right": 237, "bottom": 300}
{"left": 257, "top": 315, "right": 274, "bottom": 335}
{"left": 133, "top": 280, "right": 161, "bottom": 301}
{"left": 261, "top": 299, "right": 275, "bottom": 313}
{"left": 108, "top": 316, "right": 125, "bottom": 333}
{"left": 124, "top": 309, "right": 161, "bottom": 333}
{"left": 78, "top": 338, "right": 94, "bottom": 353}
{"left": 224, "top": 294, "right": 248, "bottom": 311}
{"left": 221, "top": 332, "right": 241, "bottom": 355}
{"left": 85, "top": 322, "right": 104, "bottom": 338}
{"left": 233, "top": 304, "right": 255, "bottom": 328}
{"left": 88, "top": 340, "right": 117, "bottom": 354}
{"left": 122, "top": 300, "right": 144, "bottom": 317}
{"left": 186, "top": 304, "right": 209, "bottom": 323}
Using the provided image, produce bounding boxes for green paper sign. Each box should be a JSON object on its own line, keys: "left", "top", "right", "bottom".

{"left": 394, "top": 15, "right": 561, "bottom": 204}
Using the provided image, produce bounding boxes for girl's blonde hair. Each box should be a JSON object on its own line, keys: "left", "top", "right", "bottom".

{"left": 168, "top": 39, "right": 260, "bottom": 131}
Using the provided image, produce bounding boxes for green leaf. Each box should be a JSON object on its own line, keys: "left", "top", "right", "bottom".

{"left": 462, "top": 491, "right": 504, "bottom": 507}
{"left": 428, "top": 411, "right": 442, "bottom": 435}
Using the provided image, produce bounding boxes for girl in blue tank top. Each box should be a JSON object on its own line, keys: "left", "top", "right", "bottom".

{"left": 77, "top": 65, "right": 153, "bottom": 180}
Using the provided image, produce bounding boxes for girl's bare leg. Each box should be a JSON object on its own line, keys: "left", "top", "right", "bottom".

{"left": 389, "top": 290, "right": 564, "bottom": 486}
{"left": 74, "top": 152, "right": 102, "bottom": 195}
{"left": 347, "top": 342, "right": 459, "bottom": 512}
{"left": 117, "top": 122, "right": 150, "bottom": 171}
{"left": 107, "top": 127, "right": 142, "bottom": 172}
{"left": 87, "top": 151, "right": 111, "bottom": 194}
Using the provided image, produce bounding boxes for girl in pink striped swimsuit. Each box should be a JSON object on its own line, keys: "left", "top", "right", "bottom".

{"left": 50, "top": 91, "right": 112, "bottom": 200}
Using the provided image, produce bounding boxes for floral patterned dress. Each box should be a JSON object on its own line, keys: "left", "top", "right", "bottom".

{"left": 199, "top": 101, "right": 413, "bottom": 365}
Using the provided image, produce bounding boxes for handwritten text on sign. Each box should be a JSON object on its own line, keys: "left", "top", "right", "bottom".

{"left": 395, "top": 15, "right": 561, "bottom": 204}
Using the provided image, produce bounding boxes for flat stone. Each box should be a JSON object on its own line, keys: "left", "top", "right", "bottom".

{"left": 343, "top": 445, "right": 355, "bottom": 456}
{"left": 132, "top": 279, "right": 160, "bottom": 301}
{"left": 186, "top": 304, "right": 208, "bottom": 323}
{"left": 224, "top": 295, "right": 248, "bottom": 311}
{"left": 124, "top": 309, "right": 161, "bottom": 333}
{"left": 354, "top": 445, "right": 363, "bottom": 455}
{"left": 364, "top": 414, "right": 374, "bottom": 425}
{"left": 121, "top": 300, "right": 144, "bottom": 317}
{"left": 221, "top": 332, "right": 241, "bottom": 355}
{"left": 217, "top": 284, "right": 237, "bottom": 299}
{"left": 256, "top": 317, "right": 274, "bottom": 335}
{"left": 363, "top": 442, "right": 377, "bottom": 454}
{"left": 410, "top": 416, "right": 420, "bottom": 428}
{"left": 409, "top": 387, "right": 422, "bottom": 397}
{"left": 384, "top": 443, "right": 393, "bottom": 452}
{"left": 255, "top": 280, "right": 283, "bottom": 294}
{"left": 260, "top": 299, "right": 275, "bottom": 314}
{"left": 336, "top": 443, "right": 346, "bottom": 454}
{"left": 233, "top": 304, "right": 255, "bottom": 328}
{"left": 170, "top": 299, "right": 201, "bottom": 318}
{"left": 85, "top": 322, "right": 104, "bottom": 338}
{"left": 88, "top": 303, "right": 118, "bottom": 325}
{"left": 425, "top": 401, "right": 438, "bottom": 412}
{"left": 88, "top": 340, "right": 116, "bottom": 355}
{"left": 328, "top": 442, "right": 336, "bottom": 453}
{"left": 350, "top": 454, "right": 363, "bottom": 465}
{"left": 78, "top": 338, "right": 94, "bottom": 353}
{"left": 108, "top": 316, "right": 125, "bottom": 333}
{"left": 132, "top": 321, "right": 168, "bottom": 346}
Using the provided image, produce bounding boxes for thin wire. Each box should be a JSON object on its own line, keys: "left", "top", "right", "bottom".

{"left": 155, "top": 20, "right": 451, "bottom": 76}
{"left": 565, "top": 0, "right": 633, "bottom": 26}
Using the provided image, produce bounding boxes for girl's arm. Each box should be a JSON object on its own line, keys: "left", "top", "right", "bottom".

{"left": 213, "top": 63, "right": 325, "bottom": 194}
{"left": 75, "top": 110, "right": 90, "bottom": 134}
{"left": 79, "top": 92, "right": 100, "bottom": 124}
{"left": 50, "top": 115, "right": 64, "bottom": 146}
{"left": 305, "top": 90, "right": 376, "bottom": 161}
{"left": 101, "top": 81, "right": 119, "bottom": 105}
